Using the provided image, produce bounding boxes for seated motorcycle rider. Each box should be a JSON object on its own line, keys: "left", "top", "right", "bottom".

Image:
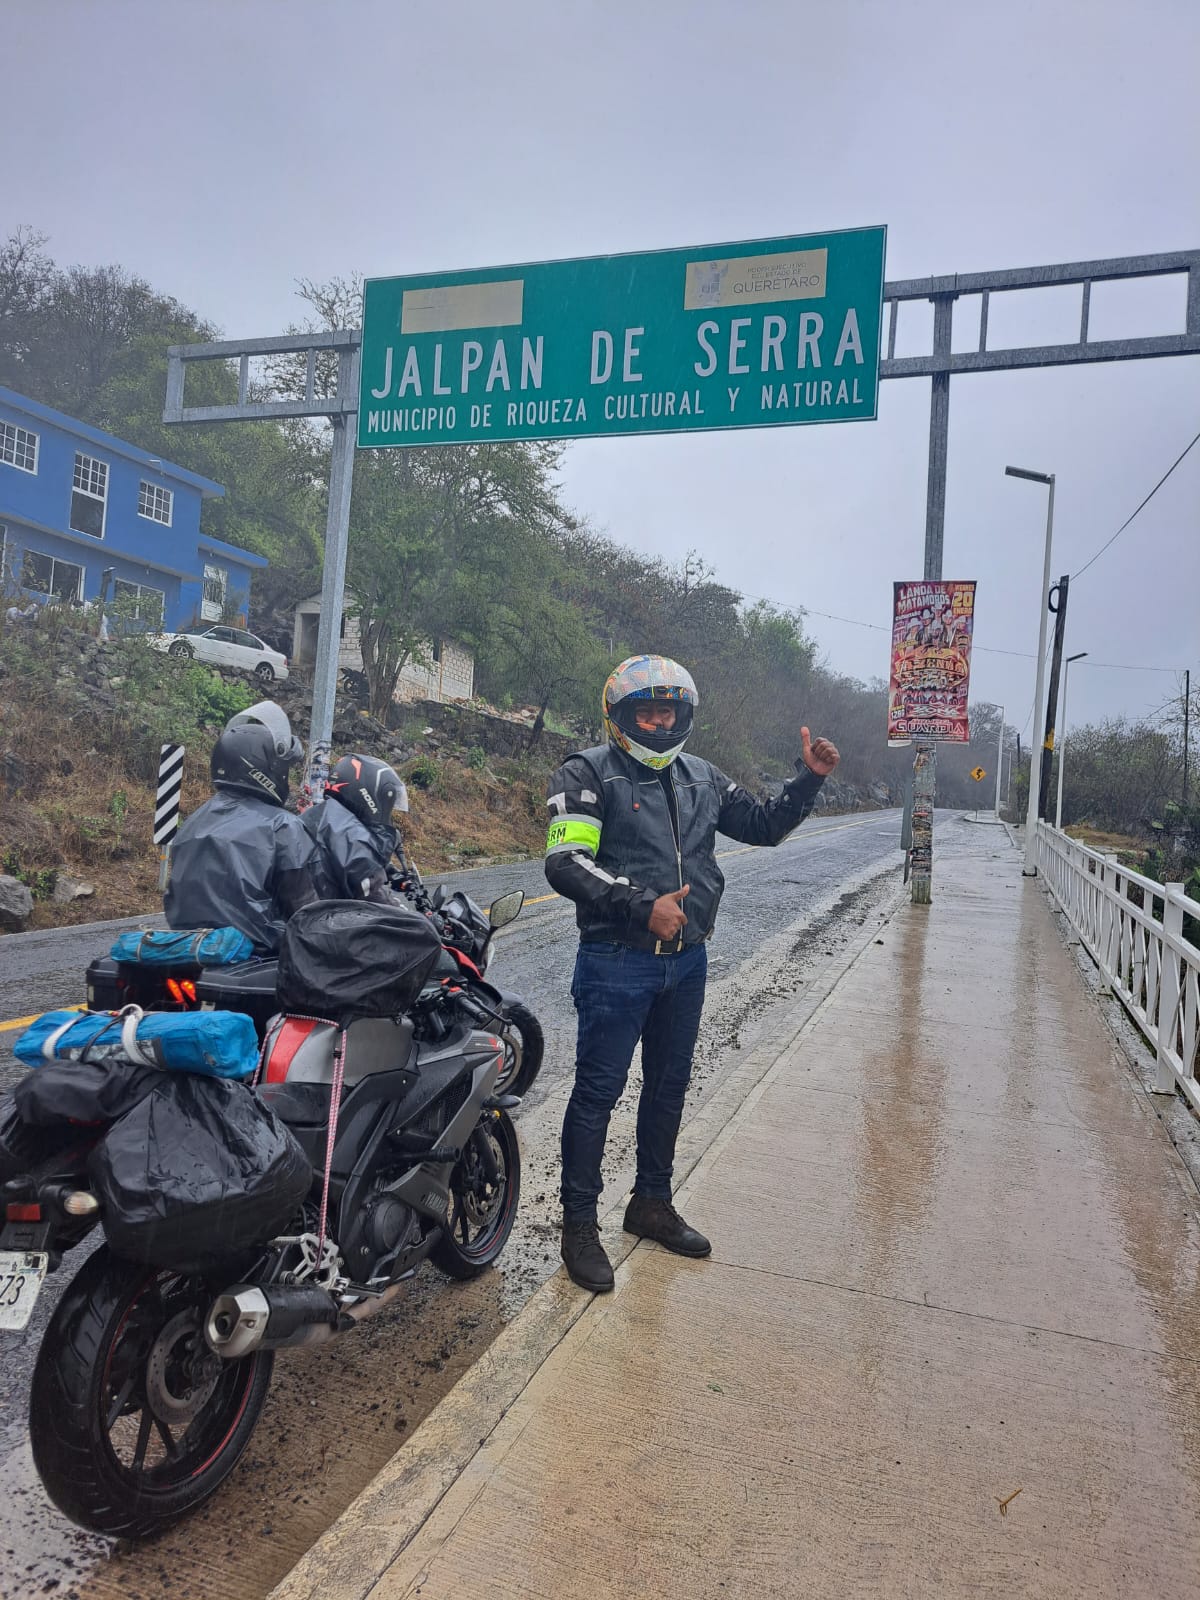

{"left": 305, "top": 754, "right": 410, "bottom": 905}
{"left": 163, "top": 701, "right": 318, "bottom": 954}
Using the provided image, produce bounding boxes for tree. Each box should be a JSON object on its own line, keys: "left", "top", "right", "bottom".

{"left": 0, "top": 226, "right": 55, "bottom": 383}
{"left": 486, "top": 591, "right": 609, "bottom": 746}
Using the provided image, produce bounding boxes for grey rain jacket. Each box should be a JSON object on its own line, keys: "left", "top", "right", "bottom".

{"left": 544, "top": 743, "right": 824, "bottom": 953}
{"left": 163, "top": 791, "right": 319, "bottom": 955}
{"left": 304, "top": 800, "right": 401, "bottom": 905}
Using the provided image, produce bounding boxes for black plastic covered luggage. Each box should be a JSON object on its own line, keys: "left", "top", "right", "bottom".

{"left": 276, "top": 900, "right": 441, "bottom": 1025}
{"left": 88, "top": 1075, "right": 312, "bottom": 1272}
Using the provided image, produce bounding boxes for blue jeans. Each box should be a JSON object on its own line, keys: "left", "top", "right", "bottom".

{"left": 561, "top": 940, "right": 708, "bottom": 1220}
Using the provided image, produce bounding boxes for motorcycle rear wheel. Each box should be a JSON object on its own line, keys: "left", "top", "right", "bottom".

{"left": 432, "top": 1110, "right": 521, "bottom": 1280}
{"left": 30, "top": 1247, "right": 273, "bottom": 1538}
{"left": 494, "top": 1000, "right": 544, "bottom": 1099}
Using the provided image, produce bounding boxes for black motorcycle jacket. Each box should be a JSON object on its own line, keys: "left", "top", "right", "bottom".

{"left": 544, "top": 743, "right": 824, "bottom": 952}
{"left": 304, "top": 800, "right": 401, "bottom": 906}
{"left": 164, "top": 791, "right": 319, "bottom": 955}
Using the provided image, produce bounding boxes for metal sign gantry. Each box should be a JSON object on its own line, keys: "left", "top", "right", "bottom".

{"left": 165, "top": 248, "right": 1200, "bottom": 846}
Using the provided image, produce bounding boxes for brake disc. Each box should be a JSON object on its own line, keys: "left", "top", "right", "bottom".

{"left": 144, "top": 1308, "right": 221, "bottom": 1427}
{"left": 461, "top": 1131, "right": 506, "bottom": 1228}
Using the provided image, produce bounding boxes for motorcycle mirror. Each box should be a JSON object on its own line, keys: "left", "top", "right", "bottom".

{"left": 488, "top": 890, "right": 524, "bottom": 930}
{"left": 431, "top": 884, "right": 450, "bottom": 910}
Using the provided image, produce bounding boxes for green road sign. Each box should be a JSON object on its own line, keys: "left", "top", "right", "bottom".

{"left": 358, "top": 226, "right": 886, "bottom": 448}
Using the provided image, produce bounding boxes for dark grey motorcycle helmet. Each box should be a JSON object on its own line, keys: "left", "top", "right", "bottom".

{"left": 326, "top": 754, "right": 408, "bottom": 827}
{"left": 211, "top": 701, "right": 304, "bottom": 807}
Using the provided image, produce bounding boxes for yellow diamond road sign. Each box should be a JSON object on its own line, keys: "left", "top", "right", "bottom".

{"left": 970, "top": 766, "right": 986, "bottom": 781}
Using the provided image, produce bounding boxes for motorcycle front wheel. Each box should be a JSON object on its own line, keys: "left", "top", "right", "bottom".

{"left": 493, "top": 1000, "right": 544, "bottom": 1099}
{"left": 432, "top": 1109, "right": 521, "bottom": 1280}
{"left": 30, "top": 1247, "right": 273, "bottom": 1538}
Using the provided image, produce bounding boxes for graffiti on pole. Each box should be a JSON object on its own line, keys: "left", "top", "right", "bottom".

{"left": 887, "top": 580, "right": 976, "bottom": 745}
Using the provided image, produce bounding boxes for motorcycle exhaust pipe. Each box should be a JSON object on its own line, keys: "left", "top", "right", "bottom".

{"left": 205, "top": 1277, "right": 414, "bottom": 1359}
{"left": 204, "top": 1283, "right": 342, "bottom": 1359}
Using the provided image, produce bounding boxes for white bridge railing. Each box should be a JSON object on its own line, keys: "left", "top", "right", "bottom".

{"left": 1036, "top": 822, "right": 1200, "bottom": 1110}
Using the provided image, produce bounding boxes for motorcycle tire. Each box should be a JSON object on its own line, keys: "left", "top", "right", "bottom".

{"left": 432, "top": 1109, "right": 521, "bottom": 1281}
{"left": 29, "top": 1246, "right": 273, "bottom": 1539}
{"left": 494, "top": 1000, "right": 544, "bottom": 1099}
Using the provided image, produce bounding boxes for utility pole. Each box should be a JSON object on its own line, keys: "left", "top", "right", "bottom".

{"left": 1038, "top": 574, "right": 1070, "bottom": 822}
{"left": 1055, "top": 651, "right": 1088, "bottom": 830}
{"left": 1006, "top": 467, "right": 1056, "bottom": 876}
{"left": 994, "top": 708, "right": 1004, "bottom": 816}
{"left": 908, "top": 288, "right": 956, "bottom": 906}
{"left": 1184, "top": 668, "right": 1191, "bottom": 806}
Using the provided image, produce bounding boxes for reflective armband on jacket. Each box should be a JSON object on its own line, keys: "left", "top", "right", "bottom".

{"left": 545, "top": 816, "right": 602, "bottom": 857}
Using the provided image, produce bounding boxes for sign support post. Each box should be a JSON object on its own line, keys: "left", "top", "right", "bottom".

{"left": 306, "top": 357, "right": 359, "bottom": 803}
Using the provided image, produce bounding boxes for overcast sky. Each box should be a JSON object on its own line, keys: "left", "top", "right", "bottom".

{"left": 8, "top": 0, "right": 1198, "bottom": 735}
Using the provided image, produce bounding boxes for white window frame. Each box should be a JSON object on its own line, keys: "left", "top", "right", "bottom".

{"left": 137, "top": 480, "right": 173, "bottom": 525}
{"left": 70, "top": 452, "right": 108, "bottom": 539}
{"left": 201, "top": 562, "right": 228, "bottom": 622}
{"left": 21, "top": 548, "right": 84, "bottom": 604}
{"left": 113, "top": 578, "right": 165, "bottom": 625}
{"left": 0, "top": 421, "right": 38, "bottom": 474}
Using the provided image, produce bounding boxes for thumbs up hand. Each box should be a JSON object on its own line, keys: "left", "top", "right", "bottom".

{"left": 649, "top": 884, "right": 690, "bottom": 940}
{"left": 801, "top": 726, "right": 840, "bottom": 776}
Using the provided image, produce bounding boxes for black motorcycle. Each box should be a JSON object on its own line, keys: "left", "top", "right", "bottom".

{"left": 2, "top": 918, "right": 520, "bottom": 1539}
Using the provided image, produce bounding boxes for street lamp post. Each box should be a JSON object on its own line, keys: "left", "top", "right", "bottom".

{"left": 994, "top": 706, "right": 1004, "bottom": 817}
{"left": 1055, "top": 651, "right": 1088, "bottom": 830}
{"left": 1006, "top": 465, "right": 1056, "bottom": 876}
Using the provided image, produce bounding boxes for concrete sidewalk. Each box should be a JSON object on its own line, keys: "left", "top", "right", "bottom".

{"left": 276, "top": 830, "right": 1200, "bottom": 1599}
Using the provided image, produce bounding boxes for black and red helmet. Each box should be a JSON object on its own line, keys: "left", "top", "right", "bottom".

{"left": 326, "top": 754, "right": 408, "bottom": 827}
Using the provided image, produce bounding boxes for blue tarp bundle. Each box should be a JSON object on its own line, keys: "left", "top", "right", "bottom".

{"left": 109, "top": 927, "right": 255, "bottom": 967}
{"left": 13, "top": 1009, "right": 259, "bottom": 1081}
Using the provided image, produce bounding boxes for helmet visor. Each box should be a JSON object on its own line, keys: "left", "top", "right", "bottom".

{"left": 229, "top": 700, "right": 304, "bottom": 764}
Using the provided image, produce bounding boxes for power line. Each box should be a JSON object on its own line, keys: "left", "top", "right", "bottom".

{"left": 1072, "top": 425, "right": 1200, "bottom": 580}
{"left": 1142, "top": 682, "right": 1190, "bottom": 726}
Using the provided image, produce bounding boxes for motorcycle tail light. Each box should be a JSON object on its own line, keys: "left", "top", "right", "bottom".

{"left": 180, "top": 980, "right": 197, "bottom": 1003}
{"left": 166, "top": 978, "right": 183, "bottom": 1002}
{"left": 5, "top": 1203, "right": 40, "bottom": 1222}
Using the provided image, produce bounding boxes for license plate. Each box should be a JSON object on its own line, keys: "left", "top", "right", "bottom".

{"left": 0, "top": 1250, "right": 49, "bottom": 1332}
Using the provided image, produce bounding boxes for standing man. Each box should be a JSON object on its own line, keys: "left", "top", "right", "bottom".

{"left": 545, "top": 654, "right": 840, "bottom": 1292}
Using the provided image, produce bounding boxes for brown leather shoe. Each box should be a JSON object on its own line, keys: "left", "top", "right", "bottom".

{"left": 561, "top": 1217, "right": 615, "bottom": 1292}
{"left": 623, "top": 1195, "right": 711, "bottom": 1257}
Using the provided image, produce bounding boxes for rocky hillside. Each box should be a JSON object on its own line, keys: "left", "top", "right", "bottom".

{"left": 0, "top": 617, "right": 556, "bottom": 932}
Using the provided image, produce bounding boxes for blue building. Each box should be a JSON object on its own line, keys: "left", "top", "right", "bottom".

{"left": 0, "top": 386, "right": 266, "bottom": 630}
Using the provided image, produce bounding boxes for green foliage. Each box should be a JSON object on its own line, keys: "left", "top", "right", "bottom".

{"left": 179, "top": 661, "right": 255, "bottom": 727}
{"left": 108, "top": 637, "right": 253, "bottom": 755}
{"left": 405, "top": 753, "right": 442, "bottom": 793}
{"left": 0, "top": 847, "right": 56, "bottom": 901}
{"left": 465, "top": 746, "right": 488, "bottom": 771}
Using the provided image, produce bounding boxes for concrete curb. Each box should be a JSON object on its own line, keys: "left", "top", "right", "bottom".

{"left": 270, "top": 878, "right": 909, "bottom": 1600}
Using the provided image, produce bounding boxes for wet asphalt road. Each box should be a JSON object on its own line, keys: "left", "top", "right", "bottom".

{"left": 0, "top": 804, "right": 930, "bottom": 1599}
